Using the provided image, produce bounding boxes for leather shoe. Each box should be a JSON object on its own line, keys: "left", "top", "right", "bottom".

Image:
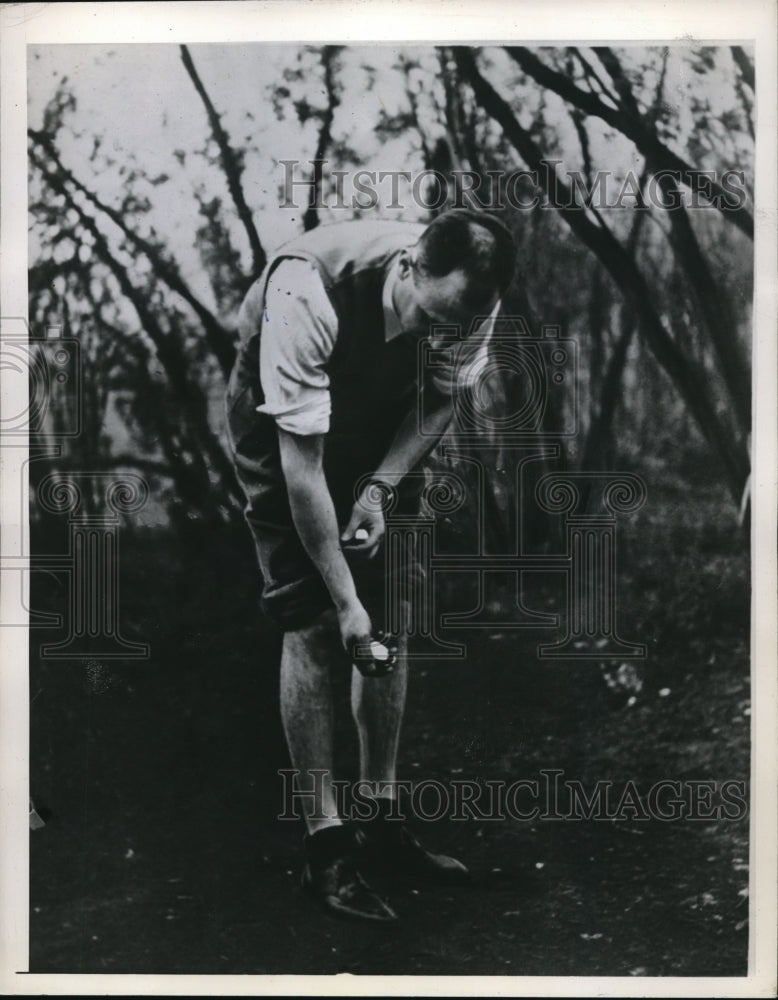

{"left": 355, "top": 821, "right": 470, "bottom": 884}
{"left": 302, "top": 826, "right": 398, "bottom": 923}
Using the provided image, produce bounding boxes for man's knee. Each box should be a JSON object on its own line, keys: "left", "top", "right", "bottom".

{"left": 283, "top": 608, "right": 341, "bottom": 662}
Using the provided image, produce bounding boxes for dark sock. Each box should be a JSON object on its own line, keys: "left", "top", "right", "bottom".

{"left": 373, "top": 796, "right": 404, "bottom": 821}
{"left": 304, "top": 824, "right": 356, "bottom": 863}
{"left": 360, "top": 796, "right": 408, "bottom": 842}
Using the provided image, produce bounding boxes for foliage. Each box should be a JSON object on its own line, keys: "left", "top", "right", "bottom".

{"left": 27, "top": 43, "right": 753, "bottom": 535}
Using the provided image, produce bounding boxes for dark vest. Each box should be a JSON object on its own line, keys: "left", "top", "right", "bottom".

{"left": 226, "top": 221, "right": 426, "bottom": 515}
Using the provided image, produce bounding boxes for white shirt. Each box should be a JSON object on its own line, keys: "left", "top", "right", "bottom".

{"left": 257, "top": 258, "right": 499, "bottom": 436}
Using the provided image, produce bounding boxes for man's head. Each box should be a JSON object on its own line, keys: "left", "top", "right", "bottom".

{"left": 393, "top": 209, "right": 517, "bottom": 341}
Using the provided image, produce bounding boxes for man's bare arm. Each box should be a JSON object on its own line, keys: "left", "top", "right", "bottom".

{"left": 341, "top": 395, "right": 453, "bottom": 555}
{"left": 373, "top": 395, "right": 453, "bottom": 486}
{"left": 277, "top": 428, "right": 372, "bottom": 646}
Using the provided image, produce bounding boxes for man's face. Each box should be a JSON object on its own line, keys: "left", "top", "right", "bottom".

{"left": 394, "top": 251, "right": 498, "bottom": 348}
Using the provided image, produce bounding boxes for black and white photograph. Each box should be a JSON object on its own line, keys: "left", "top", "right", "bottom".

{"left": 1, "top": 1, "right": 775, "bottom": 995}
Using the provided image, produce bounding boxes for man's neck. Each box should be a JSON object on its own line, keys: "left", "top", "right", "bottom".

{"left": 382, "top": 259, "right": 404, "bottom": 342}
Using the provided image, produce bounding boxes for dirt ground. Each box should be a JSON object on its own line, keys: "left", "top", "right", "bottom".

{"left": 28, "top": 466, "right": 750, "bottom": 977}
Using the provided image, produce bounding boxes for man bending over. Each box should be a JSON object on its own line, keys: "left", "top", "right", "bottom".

{"left": 226, "top": 208, "right": 516, "bottom": 922}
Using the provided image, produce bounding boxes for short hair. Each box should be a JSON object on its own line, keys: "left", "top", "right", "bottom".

{"left": 415, "top": 208, "right": 517, "bottom": 306}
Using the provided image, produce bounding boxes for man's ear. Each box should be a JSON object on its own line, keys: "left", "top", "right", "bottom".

{"left": 397, "top": 248, "right": 413, "bottom": 280}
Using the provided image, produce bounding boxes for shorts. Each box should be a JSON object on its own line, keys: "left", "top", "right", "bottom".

{"left": 225, "top": 380, "right": 425, "bottom": 633}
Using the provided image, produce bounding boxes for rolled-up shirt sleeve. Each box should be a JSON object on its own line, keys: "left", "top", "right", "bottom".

{"left": 257, "top": 258, "right": 338, "bottom": 436}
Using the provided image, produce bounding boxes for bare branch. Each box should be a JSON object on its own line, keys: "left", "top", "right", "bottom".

{"left": 591, "top": 49, "right": 751, "bottom": 436}
{"left": 454, "top": 47, "right": 749, "bottom": 500}
{"left": 401, "top": 54, "right": 434, "bottom": 170}
{"left": 569, "top": 47, "right": 621, "bottom": 106}
{"left": 731, "top": 46, "right": 754, "bottom": 91}
{"left": 303, "top": 46, "right": 341, "bottom": 231}
{"left": 506, "top": 46, "right": 754, "bottom": 240}
{"left": 75, "top": 278, "right": 223, "bottom": 515}
{"left": 29, "top": 145, "right": 245, "bottom": 513}
{"left": 592, "top": 46, "right": 644, "bottom": 115}
{"left": 28, "top": 127, "right": 237, "bottom": 377}
{"left": 180, "top": 44, "right": 266, "bottom": 276}
{"left": 438, "top": 46, "right": 485, "bottom": 176}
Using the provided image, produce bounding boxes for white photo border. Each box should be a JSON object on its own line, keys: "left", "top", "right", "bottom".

{"left": 1, "top": 1, "right": 775, "bottom": 996}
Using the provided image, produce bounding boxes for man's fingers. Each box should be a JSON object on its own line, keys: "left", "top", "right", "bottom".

{"left": 350, "top": 633, "right": 395, "bottom": 677}
{"left": 340, "top": 507, "right": 362, "bottom": 542}
{"left": 342, "top": 533, "right": 369, "bottom": 550}
{"left": 343, "top": 521, "right": 383, "bottom": 554}
{"left": 354, "top": 528, "right": 383, "bottom": 557}
{"left": 349, "top": 632, "right": 375, "bottom": 659}
{"left": 341, "top": 504, "right": 374, "bottom": 542}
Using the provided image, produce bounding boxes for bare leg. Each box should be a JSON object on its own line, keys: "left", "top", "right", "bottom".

{"left": 279, "top": 609, "right": 344, "bottom": 834}
{"left": 349, "top": 606, "right": 468, "bottom": 882}
{"left": 351, "top": 603, "right": 409, "bottom": 796}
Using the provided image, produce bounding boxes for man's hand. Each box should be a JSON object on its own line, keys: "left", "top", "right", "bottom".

{"left": 338, "top": 601, "right": 398, "bottom": 678}
{"left": 336, "top": 599, "right": 372, "bottom": 654}
{"left": 278, "top": 429, "right": 363, "bottom": 613}
{"left": 341, "top": 497, "right": 385, "bottom": 559}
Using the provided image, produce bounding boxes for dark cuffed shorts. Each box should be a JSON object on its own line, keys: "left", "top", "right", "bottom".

{"left": 225, "top": 383, "right": 425, "bottom": 633}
